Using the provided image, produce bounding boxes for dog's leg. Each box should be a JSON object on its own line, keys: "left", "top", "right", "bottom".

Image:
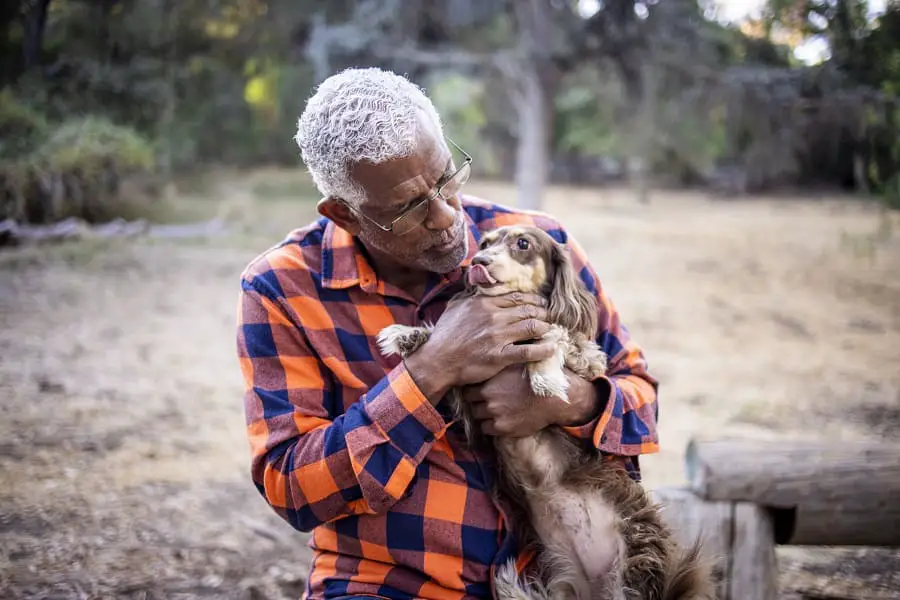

{"left": 376, "top": 324, "right": 433, "bottom": 358}
{"left": 527, "top": 326, "right": 569, "bottom": 402}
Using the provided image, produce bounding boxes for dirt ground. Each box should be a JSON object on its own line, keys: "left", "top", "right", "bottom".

{"left": 1, "top": 169, "right": 899, "bottom": 599}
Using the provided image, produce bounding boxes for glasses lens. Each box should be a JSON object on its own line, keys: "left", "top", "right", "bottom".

{"left": 391, "top": 161, "right": 471, "bottom": 236}
{"left": 392, "top": 199, "right": 430, "bottom": 236}
{"left": 441, "top": 163, "right": 471, "bottom": 200}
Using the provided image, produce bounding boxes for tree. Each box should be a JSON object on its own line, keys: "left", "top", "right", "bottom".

{"left": 299, "top": 0, "right": 720, "bottom": 208}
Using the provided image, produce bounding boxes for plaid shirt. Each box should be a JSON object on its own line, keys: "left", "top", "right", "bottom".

{"left": 236, "top": 195, "right": 659, "bottom": 600}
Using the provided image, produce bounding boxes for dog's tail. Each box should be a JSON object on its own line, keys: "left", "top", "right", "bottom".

{"left": 493, "top": 560, "right": 553, "bottom": 600}
{"left": 661, "top": 537, "right": 718, "bottom": 600}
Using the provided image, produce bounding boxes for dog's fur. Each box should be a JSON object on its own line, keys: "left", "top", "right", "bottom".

{"left": 377, "top": 226, "right": 716, "bottom": 600}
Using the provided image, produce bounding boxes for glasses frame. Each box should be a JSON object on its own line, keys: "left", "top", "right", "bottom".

{"left": 348, "top": 137, "right": 473, "bottom": 235}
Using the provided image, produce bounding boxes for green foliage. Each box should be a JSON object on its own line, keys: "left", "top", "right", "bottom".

{"left": 882, "top": 173, "right": 900, "bottom": 209}
{"left": 554, "top": 65, "right": 729, "bottom": 182}
{"left": 657, "top": 104, "right": 730, "bottom": 181}
{"left": 33, "top": 116, "right": 155, "bottom": 174}
{"left": 0, "top": 0, "right": 896, "bottom": 201}
{"left": 1, "top": 116, "right": 160, "bottom": 224}
{"left": 0, "top": 90, "right": 48, "bottom": 159}
{"left": 555, "top": 76, "right": 622, "bottom": 158}
{"left": 866, "top": 102, "right": 900, "bottom": 209}
{"left": 426, "top": 72, "right": 501, "bottom": 176}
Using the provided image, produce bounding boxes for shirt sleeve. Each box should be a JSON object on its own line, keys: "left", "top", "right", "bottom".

{"left": 555, "top": 231, "right": 660, "bottom": 457}
{"left": 236, "top": 280, "right": 450, "bottom": 532}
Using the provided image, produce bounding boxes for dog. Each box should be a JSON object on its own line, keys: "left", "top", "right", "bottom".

{"left": 378, "top": 226, "right": 715, "bottom": 600}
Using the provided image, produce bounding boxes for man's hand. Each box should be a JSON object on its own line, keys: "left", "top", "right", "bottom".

{"left": 460, "top": 365, "right": 602, "bottom": 437}
{"left": 405, "top": 293, "right": 558, "bottom": 403}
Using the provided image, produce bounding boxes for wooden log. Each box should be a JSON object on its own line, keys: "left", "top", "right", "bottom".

{"left": 685, "top": 438, "right": 900, "bottom": 546}
{"left": 730, "top": 502, "right": 778, "bottom": 600}
{"left": 0, "top": 217, "right": 227, "bottom": 246}
{"left": 651, "top": 487, "right": 733, "bottom": 600}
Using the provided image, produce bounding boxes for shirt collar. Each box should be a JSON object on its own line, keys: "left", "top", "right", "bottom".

{"left": 320, "top": 209, "right": 480, "bottom": 292}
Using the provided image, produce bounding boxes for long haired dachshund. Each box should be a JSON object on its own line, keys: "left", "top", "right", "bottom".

{"left": 378, "top": 226, "right": 715, "bottom": 600}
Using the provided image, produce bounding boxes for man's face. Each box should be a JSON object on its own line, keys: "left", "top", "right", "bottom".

{"left": 322, "top": 111, "right": 469, "bottom": 274}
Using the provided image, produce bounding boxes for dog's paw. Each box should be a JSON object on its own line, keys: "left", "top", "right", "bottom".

{"left": 529, "top": 369, "right": 570, "bottom": 402}
{"left": 376, "top": 324, "right": 431, "bottom": 358}
{"left": 566, "top": 338, "right": 609, "bottom": 380}
{"left": 582, "top": 345, "right": 609, "bottom": 379}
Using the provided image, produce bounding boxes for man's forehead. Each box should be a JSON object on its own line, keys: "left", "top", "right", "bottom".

{"left": 350, "top": 140, "right": 450, "bottom": 211}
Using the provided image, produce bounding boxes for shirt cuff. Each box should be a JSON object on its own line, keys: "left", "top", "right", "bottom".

{"left": 560, "top": 376, "right": 619, "bottom": 452}
{"left": 363, "top": 362, "right": 451, "bottom": 463}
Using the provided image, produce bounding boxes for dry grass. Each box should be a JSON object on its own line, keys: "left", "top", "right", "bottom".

{"left": 1, "top": 169, "right": 898, "bottom": 599}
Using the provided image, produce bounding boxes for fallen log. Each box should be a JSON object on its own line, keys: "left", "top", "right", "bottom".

{"left": 684, "top": 438, "right": 900, "bottom": 546}
{"left": 0, "top": 217, "right": 227, "bottom": 247}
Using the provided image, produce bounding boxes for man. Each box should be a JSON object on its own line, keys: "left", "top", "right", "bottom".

{"left": 236, "top": 67, "right": 659, "bottom": 600}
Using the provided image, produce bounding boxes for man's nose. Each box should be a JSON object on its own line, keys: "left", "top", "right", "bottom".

{"left": 423, "top": 195, "right": 457, "bottom": 231}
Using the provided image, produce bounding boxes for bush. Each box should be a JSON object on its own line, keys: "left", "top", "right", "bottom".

{"left": 33, "top": 116, "right": 156, "bottom": 174}
{"left": 0, "top": 116, "right": 161, "bottom": 224}
{"left": 0, "top": 91, "right": 49, "bottom": 160}
{"left": 882, "top": 172, "right": 900, "bottom": 210}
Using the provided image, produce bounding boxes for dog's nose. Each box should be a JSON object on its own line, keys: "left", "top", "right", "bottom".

{"left": 472, "top": 255, "right": 492, "bottom": 266}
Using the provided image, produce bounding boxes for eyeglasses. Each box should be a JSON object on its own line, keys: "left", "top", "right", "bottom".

{"left": 349, "top": 138, "right": 472, "bottom": 236}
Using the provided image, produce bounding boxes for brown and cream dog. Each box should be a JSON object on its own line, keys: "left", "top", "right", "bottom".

{"left": 378, "top": 226, "right": 714, "bottom": 600}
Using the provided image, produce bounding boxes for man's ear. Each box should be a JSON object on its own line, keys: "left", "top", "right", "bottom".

{"left": 317, "top": 196, "right": 361, "bottom": 235}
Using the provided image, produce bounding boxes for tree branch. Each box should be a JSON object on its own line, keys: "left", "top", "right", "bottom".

{"left": 372, "top": 44, "right": 491, "bottom": 68}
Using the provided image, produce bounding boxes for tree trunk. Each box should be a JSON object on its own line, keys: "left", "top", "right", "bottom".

{"left": 22, "top": 0, "right": 51, "bottom": 73}
{"left": 514, "top": 64, "right": 552, "bottom": 211}
{"left": 630, "top": 61, "right": 659, "bottom": 204}
{"left": 853, "top": 151, "right": 869, "bottom": 194}
{"left": 507, "top": 0, "right": 561, "bottom": 211}
{"left": 0, "top": 2, "right": 25, "bottom": 83}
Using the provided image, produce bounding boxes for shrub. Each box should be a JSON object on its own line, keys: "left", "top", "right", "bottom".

{"left": 1, "top": 116, "right": 161, "bottom": 224}
{"left": 0, "top": 90, "right": 49, "bottom": 160}
{"left": 33, "top": 116, "right": 156, "bottom": 174}
{"left": 882, "top": 172, "right": 900, "bottom": 210}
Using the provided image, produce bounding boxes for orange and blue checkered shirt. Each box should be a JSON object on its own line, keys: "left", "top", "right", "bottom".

{"left": 236, "top": 195, "right": 659, "bottom": 599}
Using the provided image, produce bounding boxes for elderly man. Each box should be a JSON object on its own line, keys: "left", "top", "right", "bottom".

{"left": 236, "top": 67, "right": 659, "bottom": 600}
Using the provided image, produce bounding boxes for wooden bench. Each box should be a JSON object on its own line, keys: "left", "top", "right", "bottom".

{"left": 650, "top": 438, "right": 900, "bottom": 600}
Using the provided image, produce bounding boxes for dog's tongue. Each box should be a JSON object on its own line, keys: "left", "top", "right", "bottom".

{"left": 467, "top": 264, "right": 496, "bottom": 286}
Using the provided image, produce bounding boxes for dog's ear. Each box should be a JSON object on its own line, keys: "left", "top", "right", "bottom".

{"left": 547, "top": 240, "right": 598, "bottom": 339}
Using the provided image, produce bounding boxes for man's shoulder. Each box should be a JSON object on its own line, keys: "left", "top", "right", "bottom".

{"left": 239, "top": 217, "right": 328, "bottom": 295}
{"left": 461, "top": 194, "right": 571, "bottom": 244}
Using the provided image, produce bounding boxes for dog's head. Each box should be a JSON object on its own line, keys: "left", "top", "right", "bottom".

{"left": 466, "top": 226, "right": 597, "bottom": 339}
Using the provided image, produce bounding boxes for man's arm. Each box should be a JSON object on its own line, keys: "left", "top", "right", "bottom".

{"left": 237, "top": 281, "right": 450, "bottom": 532}
{"left": 555, "top": 231, "right": 660, "bottom": 459}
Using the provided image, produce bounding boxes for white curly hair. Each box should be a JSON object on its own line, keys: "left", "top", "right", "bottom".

{"left": 294, "top": 67, "right": 445, "bottom": 206}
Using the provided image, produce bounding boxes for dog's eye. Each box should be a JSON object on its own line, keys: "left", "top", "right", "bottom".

{"left": 516, "top": 238, "right": 530, "bottom": 250}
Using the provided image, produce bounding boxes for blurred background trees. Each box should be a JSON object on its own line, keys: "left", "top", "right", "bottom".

{"left": 1, "top": 0, "right": 898, "bottom": 222}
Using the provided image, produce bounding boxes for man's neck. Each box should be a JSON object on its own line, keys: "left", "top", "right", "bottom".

{"left": 365, "top": 247, "right": 433, "bottom": 302}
